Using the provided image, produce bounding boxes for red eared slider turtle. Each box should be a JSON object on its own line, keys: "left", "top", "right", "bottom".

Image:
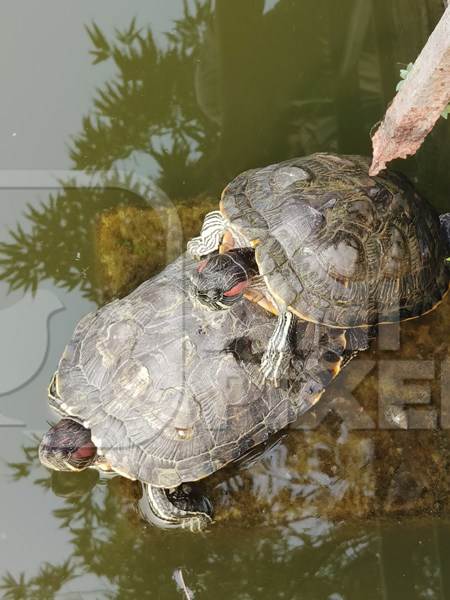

{"left": 39, "top": 256, "right": 364, "bottom": 531}
{"left": 188, "top": 153, "right": 450, "bottom": 384}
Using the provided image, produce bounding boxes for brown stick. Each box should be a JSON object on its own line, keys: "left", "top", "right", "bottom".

{"left": 369, "top": 7, "right": 450, "bottom": 175}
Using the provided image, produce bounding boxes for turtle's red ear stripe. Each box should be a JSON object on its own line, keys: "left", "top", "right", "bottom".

{"left": 197, "top": 260, "right": 208, "bottom": 273}
{"left": 72, "top": 442, "right": 96, "bottom": 460}
{"left": 224, "top": 281, "right": 248, "bottom": 297}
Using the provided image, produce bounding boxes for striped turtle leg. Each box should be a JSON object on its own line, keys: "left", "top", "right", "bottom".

{"left": 260, "top": 309, "right": 296, "bottom": 387}
{"left": 141, "top": 483, "right": 213, "bottom": 532}
{"left": 187, "top": 210, "right": 228, "bottom": 258}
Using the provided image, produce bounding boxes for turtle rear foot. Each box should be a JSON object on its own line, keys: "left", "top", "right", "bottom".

{"left": 140, "top": 483, "right": 213, "bottom": 532}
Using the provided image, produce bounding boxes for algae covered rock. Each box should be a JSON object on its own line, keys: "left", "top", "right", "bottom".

{"left": 95, "top": 198, "right": 216, "bottom": 302}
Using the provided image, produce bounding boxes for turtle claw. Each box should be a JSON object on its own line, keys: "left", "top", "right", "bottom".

{"left": 181, "top": 515, "right": 212, "bottom": 533}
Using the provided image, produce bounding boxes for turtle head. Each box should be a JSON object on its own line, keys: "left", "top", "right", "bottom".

{"left": 189, "top": 248, "right": 257, "bottom": 311}
{"left": 39, "top": 418, "right": 97, "bottom": 472}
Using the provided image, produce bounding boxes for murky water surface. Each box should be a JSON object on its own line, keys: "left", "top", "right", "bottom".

{"left": 1, "top": 1, "right": 450, "bottom": 598}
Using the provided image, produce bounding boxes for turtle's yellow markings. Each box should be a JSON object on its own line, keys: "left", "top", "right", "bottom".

{"left": 220, "top": 230, "right": 235, "bottom": 254}
{"left": 244, "top": 289, "right": 278, "bottom": 315}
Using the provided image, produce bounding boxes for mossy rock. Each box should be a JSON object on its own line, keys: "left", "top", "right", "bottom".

{"left": 95, "top": 198, "right": 216, "bottom": 302}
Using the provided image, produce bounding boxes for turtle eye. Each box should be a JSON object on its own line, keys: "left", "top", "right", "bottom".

{"left": 70, "top": 441, "right": 97, "bottom": 468}
{"left": 223, "top": 281, "right": 248, "bottom": 297}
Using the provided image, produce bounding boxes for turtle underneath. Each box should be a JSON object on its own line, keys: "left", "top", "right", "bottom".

{"left": 39, "top": 255, "right": 366, "bottom": 531}
{"left": 188, "top": 153, "right": 450, "bottom": 384}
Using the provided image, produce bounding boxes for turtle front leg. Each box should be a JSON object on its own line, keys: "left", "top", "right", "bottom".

{"left": 141, "top": 483, "right": 213, "bottom": 532}
{"left": 187, "top": 210, "right": 228, "bottom": 258}
{"left": 260, "top": 310, "right": 296, "bottom": 387}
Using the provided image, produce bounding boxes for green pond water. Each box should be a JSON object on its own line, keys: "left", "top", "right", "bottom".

{"left": 1, "top": 1, "right": 450, "bottom": 598}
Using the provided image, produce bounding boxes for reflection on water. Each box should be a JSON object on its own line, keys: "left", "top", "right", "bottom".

{"left": 5, "top": 387, "right": 450, "bottom": 599}
{"left": 1, "top": 0, "right": 450, "bottom": 598}
{"left": 1, "top": 0, "right": 449, "bottom": 305}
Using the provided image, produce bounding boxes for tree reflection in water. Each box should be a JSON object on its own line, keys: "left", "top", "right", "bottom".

{"left": 4, "top": 406, "right": 450, "bottom": 599}
{"left": 4, "top": 282, "right": 450, "bottom": 597}
{"left": 1, "top": 0, "right": 450, "bottom": 597}
{"left": 0, "top": 0, "right": 448, "bottom": 304}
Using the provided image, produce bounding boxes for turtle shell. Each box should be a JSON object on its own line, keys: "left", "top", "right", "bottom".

{"left": 220, "top": 153, "right": 449, "bottom": 327}
{"left": 50, "top": 256, "right": 343, "bottom": 488}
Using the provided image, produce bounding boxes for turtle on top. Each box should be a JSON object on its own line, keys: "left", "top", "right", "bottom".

{"left": 188, "top": 153, "right": 450, "bottom": 386}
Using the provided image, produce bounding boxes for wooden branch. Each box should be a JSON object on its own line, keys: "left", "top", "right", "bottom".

{"left": 369, "top": 7, "right": 450, "bottom": 175}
